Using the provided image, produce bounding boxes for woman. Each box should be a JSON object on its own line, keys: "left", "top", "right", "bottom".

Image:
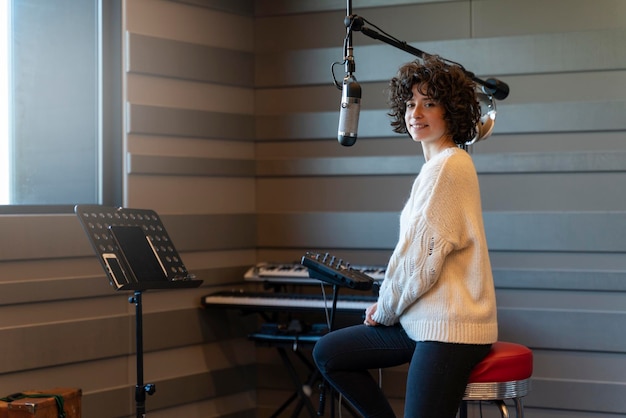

{"left": 312, "top": 55, "right": 498, "bottom": 418}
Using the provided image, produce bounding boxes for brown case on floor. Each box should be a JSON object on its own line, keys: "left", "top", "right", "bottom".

{"left": 0, "top": 399, "right": 9, "bottom": 418}
{"left": 4, "top": 388, "right": 81, "bottom": 418}
{"left": 1, "top": 393, "right": 23, "bottom": 418}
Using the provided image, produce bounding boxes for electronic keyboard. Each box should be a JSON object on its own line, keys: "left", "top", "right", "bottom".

{"left": 202, "top": 290, "right": 376, "bottom": 313}
{"left": 244, "top": 260, "right": 385, "bottom": 284}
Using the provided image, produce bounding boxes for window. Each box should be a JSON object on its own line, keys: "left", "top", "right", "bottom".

{"left": 0, "top": 0, "right": 121, "bottom": 212}
{"left": 1, "top": 0, "right": 9, "bottom": 204}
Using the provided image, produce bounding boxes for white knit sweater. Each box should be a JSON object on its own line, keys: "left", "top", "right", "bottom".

{"left": 371, "top": 147, "right": 498, "bottom": 344}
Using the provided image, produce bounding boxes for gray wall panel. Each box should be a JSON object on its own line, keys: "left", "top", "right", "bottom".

{"left": 485, "top": 212, "right": 626, "bottom": 252}
{"left": 474, "top": 151, "right": 626, "bottom": 174}
{"left": 0, "top": 266, "right": 245, "bottom": 306}
{"left": 82, "top": 369, "right": 256, "bottom": 418}
{"left": 257, "top": 156, "right": 417, "bottom": 176}
{"left": 0, "top": 316, "right": 131, "bottom": 373}
{"left": 256, "top": 177, "right": 412, "bottom": 212}
{"left": 527, "top": 378, "right": 626, "bottom": 414}
{"left": 127, "top": 104, "right": 255, "bottom": 139}
{"left": 497, "top": 101, "right": 626, "bottom": 133}
{"left": 176, "top": 0, "right": 254, "bottom": 15}
{"left": 498, "top": 307, "right": 626, "bottom": 352}
{"left": 493, "top": 268, "right": 626, "bottom": 292}
{"left": 255, "top": 101, "right": 626, "bottom": 140}
{"left": 254, "top": 2, "right": 470, "bottom": 52}
{"left": 0, "top": 215, "right": 93, "bottom": 261}
{"left": 0, "top": 274, "right": 111, "bottom": 305}
{"left": 255, "top": 29, "right": 626, "bottom": 86}
{"left": 257, "top": 212, "right": 399, "bottom": 249}
{"left": 0, "top": 214, "right": 256, "bottom": 261}
{"left": 256, "top": 212, "right": 626, "bottom": 253}
{"left": 81, "top": 387, "right": 132, "bottom": 418}
{"left": 254, "top": 0, "right": 454, "bottom": 16}
{"left": 162, "top": 214, "right": 257, "bottom": 251}
{"left": 472, "top": 0, "right": 626, "bottom": 38}
{"left": 127, "top": 33, "right": 254, "bottom": 86}
{"left": 256, "top": 151, "right": 626, "bottom": 177}
{"left": 479, "top": 172, "right": 626, "bottom": 211}
{"left": 128, "top": 154, "right": 256, "bottom": 177}
{"left": 145, "top": 369, "right": 256, "bottom": 410}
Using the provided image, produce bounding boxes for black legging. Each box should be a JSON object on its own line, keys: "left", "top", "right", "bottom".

{"left": 313, "top": 323, "right": 491, "bottom": 418}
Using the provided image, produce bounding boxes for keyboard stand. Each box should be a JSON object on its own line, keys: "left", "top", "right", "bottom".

{"left": 249, "top": 324, "right": 325, "bottom": 418}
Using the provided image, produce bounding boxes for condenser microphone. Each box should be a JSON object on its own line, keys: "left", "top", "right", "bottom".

{"left": 337, "top": 73, "right": 361, "bottom": 146}
{"left": 481, "top": 78, "right": 510, "bottom": 100}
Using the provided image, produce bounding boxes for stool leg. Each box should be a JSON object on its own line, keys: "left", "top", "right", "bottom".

{"left": 514, "top": 398, "right": 524, "bottom": 418}
{"left": 458, "top": 401, "right": 468, "bottom": 418}
{"left": 494, "top": 400, "right": 510, "bottom": 418}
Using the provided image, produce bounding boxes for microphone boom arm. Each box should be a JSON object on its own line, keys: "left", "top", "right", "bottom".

{"left": 347, "top": 15, "right": 509, "bottom": 100}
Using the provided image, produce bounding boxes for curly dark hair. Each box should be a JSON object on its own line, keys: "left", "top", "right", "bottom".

{"left": 387, "top": 55, "right": 480, "bottom": 145}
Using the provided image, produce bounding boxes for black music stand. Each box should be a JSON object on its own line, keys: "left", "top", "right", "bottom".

{"left": 75, "top": 205, "right": 202, "bottom": 418}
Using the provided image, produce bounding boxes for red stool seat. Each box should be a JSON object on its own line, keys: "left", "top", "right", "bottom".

{"left": 461, "top": 341, "right": 533, "bottom": 418}
{"left": 468, "top": 341, "right": 533, "bottom": 383}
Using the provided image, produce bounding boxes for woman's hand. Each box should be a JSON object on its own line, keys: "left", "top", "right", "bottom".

{"left": 364, "top": 302, "right": 380, "bottom": 326}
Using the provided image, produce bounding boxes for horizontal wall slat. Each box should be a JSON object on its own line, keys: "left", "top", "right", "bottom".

{"left": 257, "top": 212, "right": 398, "bottom": 249}
{"left": 254, "top": 0, "right": 452, "bottom": 16}
{"left": 82, "top": 370, "right": 255, "bottom": 418}
{"left": 169, "top": 0, "right": 254, "bottom": 16}
{"left": 256, "top": 177, "right": 413, "bottom": 212}
{"left": 0, "top": 316, "right": 131, "bottom": 373}
{"left": 128, "top": 154, "right": 256, "bottom": 177}
{"left": 498, "top": 307, "right": 626, "bottom": 352}
{"left": 497, "top": 101, "right": 626, "bottom": 133}
{"left": 145, "top": 368, "right": 256, "bottom": 411}
{"left": 127, "top": 104, "right": 254, "bottom": 139}
{"left": 486, "top": 212, "right": 626, "bottom": 252}
{"left": 162, "top": 214, "right": 256, "bottom": 251}
{"left": 257, "top": 212, "right": 626, "bottom": 253}
{"left": 127, "top": 177, "right": 256, "bottom": 215}
{"left": 82, "top": 387, "right": 131, "bottom": 418}
{"left": 0, "top": 213, "right": 255, "bottom": 260}
{"left": 126, "top": 74, "right": 255, "bottom": 115}
{"left": 255, "top": 101, "right": 626, "bottom": 140}
{"left": 493, "top": 268, "right": 626, "bottom": 292}
{"left": 0, "top": 308, "right": 251, "bottom": 373}
{"left": 254, "top": 2, "right": 469, "bottom": 52}
{"left": 479, "top": 172, "right": 626, "bottom": 212}
{"left": 140, "top": 392, "right": 256, "bottom": 418}
{"left": 255, "top": 173, "right": 626, "bottom": 212}
{"left": 0, "top": 215, "right": 94, "bottom": 261}
{"left": 256, "top": 151, "right": 626, "bottom": 176}
{"left": 125, "top": 0, "right": 254, "bottom": 51}
{"left": 527, "top": 378, "right": 626, "bottom": 414}
{"left": 144, "top": 309, "right": 247, "bottom": 350}
{"left": 0, "top": 266, "right": 245, "bottom": 307}
{"left": 256, "top": 155, "right": 417, "bottom": 176}
{"left": 472, "top": 0, "right": 626, "bottom": 39}
{"left": 256, "top": 29, "right": 626, "bottom": 86}
{"left": 0, "top": 275, "right": 111, "bottom": 306}
{"left": 127, "top": 32, "right": 254, "bottom": 86}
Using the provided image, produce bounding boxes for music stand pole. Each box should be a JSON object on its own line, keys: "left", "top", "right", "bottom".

{"left": 130, "top": 290, "right": 155, "bottom": 418}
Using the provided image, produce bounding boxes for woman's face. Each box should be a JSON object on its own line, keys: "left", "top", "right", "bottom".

{"left": 404, "top": 84, "right": 450, "bottom": 145}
